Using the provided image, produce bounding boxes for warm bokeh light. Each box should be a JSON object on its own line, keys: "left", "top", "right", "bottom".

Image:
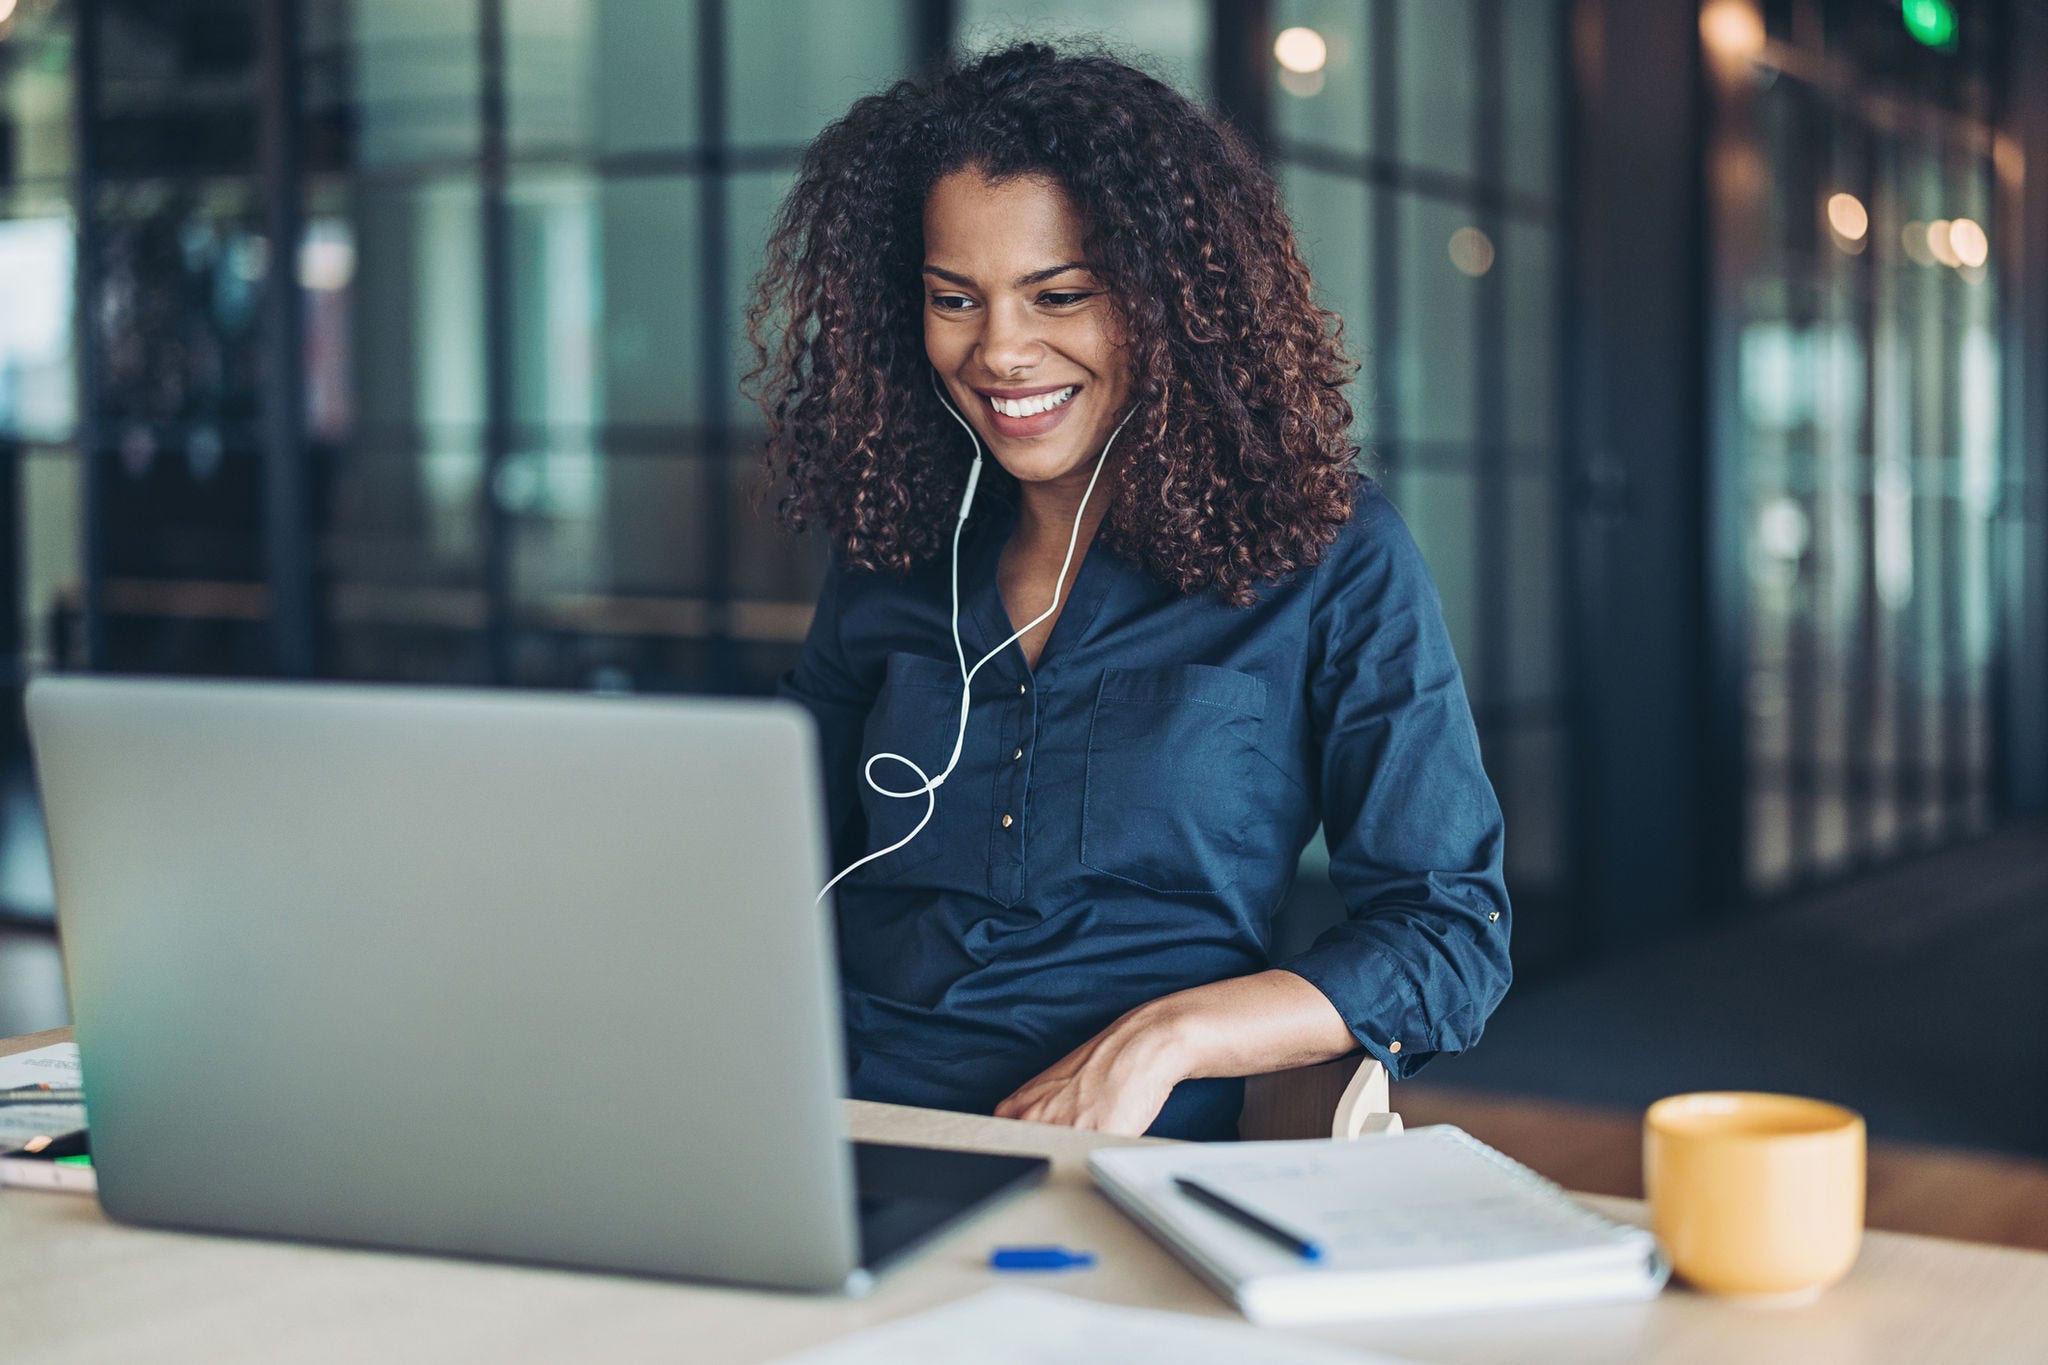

{"left": 1700, "top": 0, "right": 1766, "bottom": 61}
{"left": 0, "top": 0, "right": 18, "bottom": 26}
{"left": 1826, "top": 192, "right": 1868, "bottom": 241}
{"left": 1274, "top": 27, "right": 1328, "bottom": 75}
{"left": 1948, "top": 217, "right": 1988, "bottom": 268}
{"left": 1448, "top": 227, "right": 1495, "bottom": 277}
{"left": 1926, "top": 219, "right": 1962, "bottom": 267}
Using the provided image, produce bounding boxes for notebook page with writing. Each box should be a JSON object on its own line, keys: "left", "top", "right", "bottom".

{"left": 1090, "top": 1125, "right": 1667, "bottom": 1324}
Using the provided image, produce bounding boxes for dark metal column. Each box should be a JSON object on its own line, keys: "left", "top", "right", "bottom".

{"left": 1996, "top": 2, "right": 2048, "bottom": 814}
{"left": 257, "top": 0, "right": 315, "bottom": 676}
{"left": 700, "top": 0, "right": 736, "bottom": 691}
{"left": 72, "top": 0, "right": 105, "bottom": 670}
{"left": 1209, "top": 1, "right": 1273, "bottom": 152}
{"left": 1370, "top": 0, "right": 1400, "bottom": 483}
{"left": 479, "top": 0, "right": 515, "bottom": 684}
{"left": 1570, "top": 0, "right": 1718, "bottom": 945}
{"left": 914, "top": 0, "right": 956, "bottom": 71}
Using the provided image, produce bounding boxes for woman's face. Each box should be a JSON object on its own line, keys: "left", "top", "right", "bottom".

{"left": 922, "top": 169, "right": 1133, "bottom": 494}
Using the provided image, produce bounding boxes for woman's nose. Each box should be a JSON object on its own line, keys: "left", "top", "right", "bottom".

{"left": 978, "top": 300, "right": 1047, "bottom": 377}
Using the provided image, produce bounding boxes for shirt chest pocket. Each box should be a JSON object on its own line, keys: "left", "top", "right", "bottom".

{"left": 1080, "top": 664, "right": 1268, "bottom": 895}
{"left": 854, "top": 651, "right": 962, "bottom": 882}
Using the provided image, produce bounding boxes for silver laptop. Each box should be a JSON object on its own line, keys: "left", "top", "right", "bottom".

{"left": 25, "top": 675, "right": 1044, "bottom": 1292}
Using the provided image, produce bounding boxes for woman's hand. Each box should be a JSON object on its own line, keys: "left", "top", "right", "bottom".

{"left": 992, "top": 971, "right": 1360, "bottom": 1136}
{"left": 993, "top": 1004, "right": 1190, "bottom": 1136}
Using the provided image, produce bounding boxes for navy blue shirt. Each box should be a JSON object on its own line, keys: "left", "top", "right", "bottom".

{"left": 776, "top": 473, "right": 1511, "bottom": 1139}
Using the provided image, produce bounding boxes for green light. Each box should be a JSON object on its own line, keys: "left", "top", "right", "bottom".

{"left": 1902, "top": 0, "right": 1959, "bottom": 52}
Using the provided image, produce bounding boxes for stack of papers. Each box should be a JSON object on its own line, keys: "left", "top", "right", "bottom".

{"left": 773, "top": 1287, "right": 1414, "bottom": 1364}
{"left": 0, "top": 1043, "right": 85, "bottom": 1149}
{"left": 1090, "top": 1125, "right": 1668, "bottom": 1324}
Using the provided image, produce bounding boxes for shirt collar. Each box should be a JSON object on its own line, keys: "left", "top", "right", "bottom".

{"left": 960, "top": 487, "right": 1120, "bottom": 684}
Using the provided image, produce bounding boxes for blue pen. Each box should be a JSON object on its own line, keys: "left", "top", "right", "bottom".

{"left": 990, "top": 1245, "right": 1097, "bottom": 1271}
{"left": 1173, "top": 1177, "right": 1324, "bottom": 1262}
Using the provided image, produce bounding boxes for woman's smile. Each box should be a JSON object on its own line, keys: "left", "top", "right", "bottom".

{"left": 978, "top": 382, "right": 1083, "bottom": 438}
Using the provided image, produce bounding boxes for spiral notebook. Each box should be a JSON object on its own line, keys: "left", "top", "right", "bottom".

{"left": 1089, "top": 1125, "right": 1668, "bottom": 1325}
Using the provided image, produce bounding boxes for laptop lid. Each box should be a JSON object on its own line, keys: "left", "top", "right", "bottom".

{"left": 26, "top": 675, "right": 866, "bottom": 1291}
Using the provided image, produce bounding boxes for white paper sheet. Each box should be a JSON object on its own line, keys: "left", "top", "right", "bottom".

{"left": 0, "top": 1043, "right": 86, "bottom": 1147}
{"left": 770, "top": 1287, "right": 1416, "bottom": 1365}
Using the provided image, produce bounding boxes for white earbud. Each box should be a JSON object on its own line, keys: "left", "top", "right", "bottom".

{"left": 814, "top": 372, "right": 1137, "bottom": 905}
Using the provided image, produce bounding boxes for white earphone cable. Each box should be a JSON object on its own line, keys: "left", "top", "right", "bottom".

{"left": 813, "top": 373, "right": 1136, "bottom": 905}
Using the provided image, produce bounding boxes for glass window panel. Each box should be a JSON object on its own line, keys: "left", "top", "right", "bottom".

{"left": 1277, "top": 163, "right": 1372, "bottom": 444}
{"left": 0, "top": 215, "right": 76, "bottom": 441}
{"left": 728, "top": 0, "right": 915, "bottom": 150}
{"left": 728, "top": 168, "right": 798, "bottom": 410}
{"left": 511, "top": 451, "right": 708, "bottom": 601}
{"left": 1390, "top": 468, "right": 1480, "bottom": 704}
{"left": 22, "top": 445, "right": 81, "bottom": 672}
{"left": 1394, "top": 192, "right": 1478, "bottom": 446}
{"left": 1502, "top": 220, "right": 1558, "bottom": 450}
{"left": 1503, "top": 0, "right": 1561, "bottom": 200}
{"left": 1396, "top": 0, "right": 1475, "bottom": 181}
{"left": 506, "top": 0, "right": 595, "bottom": 154}
{"left": 0, "top": 4, "right": 73, "bottom": 186}
{"left": 729, "top": 445, "right": 828, "bottom": 605}
{"left": 347, "top": 177, "right": 486, "bottom": 434}
{"left": 595, "top": 176, "right": 705, "bottom": 425}
{"left": 1495, "top": 722, "right": 1569, "bottom": 891}
{"left": 955, "top": 0, "right": 1209, "bottom": 103}
{"left": 506, "top": 0, "right": 703, "bottom": 156}
{"left": 344, "top": 0, "right": 481, "bottom": 167}
{"left": 1504, "top": 473, "right": 1560, "bottom": 705}
{"left": 90, "top": 183, "right": 265, "bottom": 430}
{"left": 323, "top": 447, "right": 488, "bottom": 587}
{"left": 509, "top": 171, "right": 601, "bottom": 430}
{"left": 1274, "top": 0, "right": 1370, "bottom": 156}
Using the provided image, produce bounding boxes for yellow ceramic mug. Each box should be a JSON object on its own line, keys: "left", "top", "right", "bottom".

{"left": 1644, "top": 1092, "right": 1865, "bottom": 1299}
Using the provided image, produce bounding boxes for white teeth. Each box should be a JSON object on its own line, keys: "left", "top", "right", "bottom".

{"left": 988, "top": 385, "right": 1077, "bottom": 419}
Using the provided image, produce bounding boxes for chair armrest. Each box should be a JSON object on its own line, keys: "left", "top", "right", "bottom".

{"left": 1331, "top": 1057, "right": 1402, "bottom": 1139}
{"left": 1239, "top": 1052, "right": 1400, "bottom": 1141}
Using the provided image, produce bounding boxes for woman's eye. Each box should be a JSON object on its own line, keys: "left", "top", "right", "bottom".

{"left": 1042, "top": 292, "right": 1092, "bottom": 307}
{"left": 930, "top": 294, "right": 974, "bottom": 312}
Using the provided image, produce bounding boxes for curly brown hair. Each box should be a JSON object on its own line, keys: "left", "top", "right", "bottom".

{"left": 742, "top": 40, "right": 1363, "bottom": 607}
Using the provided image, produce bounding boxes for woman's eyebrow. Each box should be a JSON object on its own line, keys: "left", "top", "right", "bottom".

{"left": 921, "top": 261, "right": 1095, "bottom": 288}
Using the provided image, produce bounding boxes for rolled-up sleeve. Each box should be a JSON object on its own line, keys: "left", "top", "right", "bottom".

{"left": 1273, "top": 494, "right": 1512, "bottom": 1080}
{"left": 775, "top": 557, "right": 876, "bottom": 877}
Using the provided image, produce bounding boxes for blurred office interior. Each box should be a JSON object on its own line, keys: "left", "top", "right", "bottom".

{"left": 0, "top": 0, "right": 2044, "bottom": 1227}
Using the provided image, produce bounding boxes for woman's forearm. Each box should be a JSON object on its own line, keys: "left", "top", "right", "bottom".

{"left": 1139, "top": 968, "right": 1360, "bottom": 1081}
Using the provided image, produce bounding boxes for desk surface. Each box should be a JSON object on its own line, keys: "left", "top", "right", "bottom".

{"left": 4, "top": 1026, "right": 2046, "bottom": 1365}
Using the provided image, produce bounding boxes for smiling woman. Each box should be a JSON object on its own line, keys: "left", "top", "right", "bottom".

{"left": 745, "top": 42, "right": 1511, "bottom": 1141}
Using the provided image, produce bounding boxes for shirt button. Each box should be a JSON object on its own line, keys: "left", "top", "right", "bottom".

{"left": 1488, "top": 911, "right": 1500, "bottom": 922}
{"left": 1001, "top": 813, "right": 1014, "bottom": 829}
{"left": 1018, "top": 683, "right": 1028, "bottom": 695}
{"left": 1387, "top": 1040, "right": 1402, "bottom": 1054}
{"left": 1012, "top": 748, "right": 1023, "bottom": 761}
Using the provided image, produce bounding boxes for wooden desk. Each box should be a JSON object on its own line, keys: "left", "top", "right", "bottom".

{"left": 5, "top": 1027, "right": 2046, "bottom": 1365}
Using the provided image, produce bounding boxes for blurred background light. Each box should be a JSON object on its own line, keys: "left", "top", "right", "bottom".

{"left": 1927, "top": 219, "right": 1963, "bottom": 267}
{"left": 1948, "top": 216, "right": 1988, "bottom": 268}
{"left": 1272, "top": 25, "right": 1326, "bottom": 74}
{"left": 1447, "top": 226, "right": 1495, "bottom": 277}
{"left": 1826, "top": 191, "right": 1868, "bottom": 242}
{"left": 1902, "top": 0, "right": 1961, "bottom": 52}
{"left": 1700, "top": 0, "right": 1766, "bottom": 63}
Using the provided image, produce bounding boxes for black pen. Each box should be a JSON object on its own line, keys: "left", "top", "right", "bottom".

{"left": 0, "top": 1084, "right": 86, "bottom": 1107}
{"left": 1173, "top": 1176, "right": 1324, "bottom": 1262}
